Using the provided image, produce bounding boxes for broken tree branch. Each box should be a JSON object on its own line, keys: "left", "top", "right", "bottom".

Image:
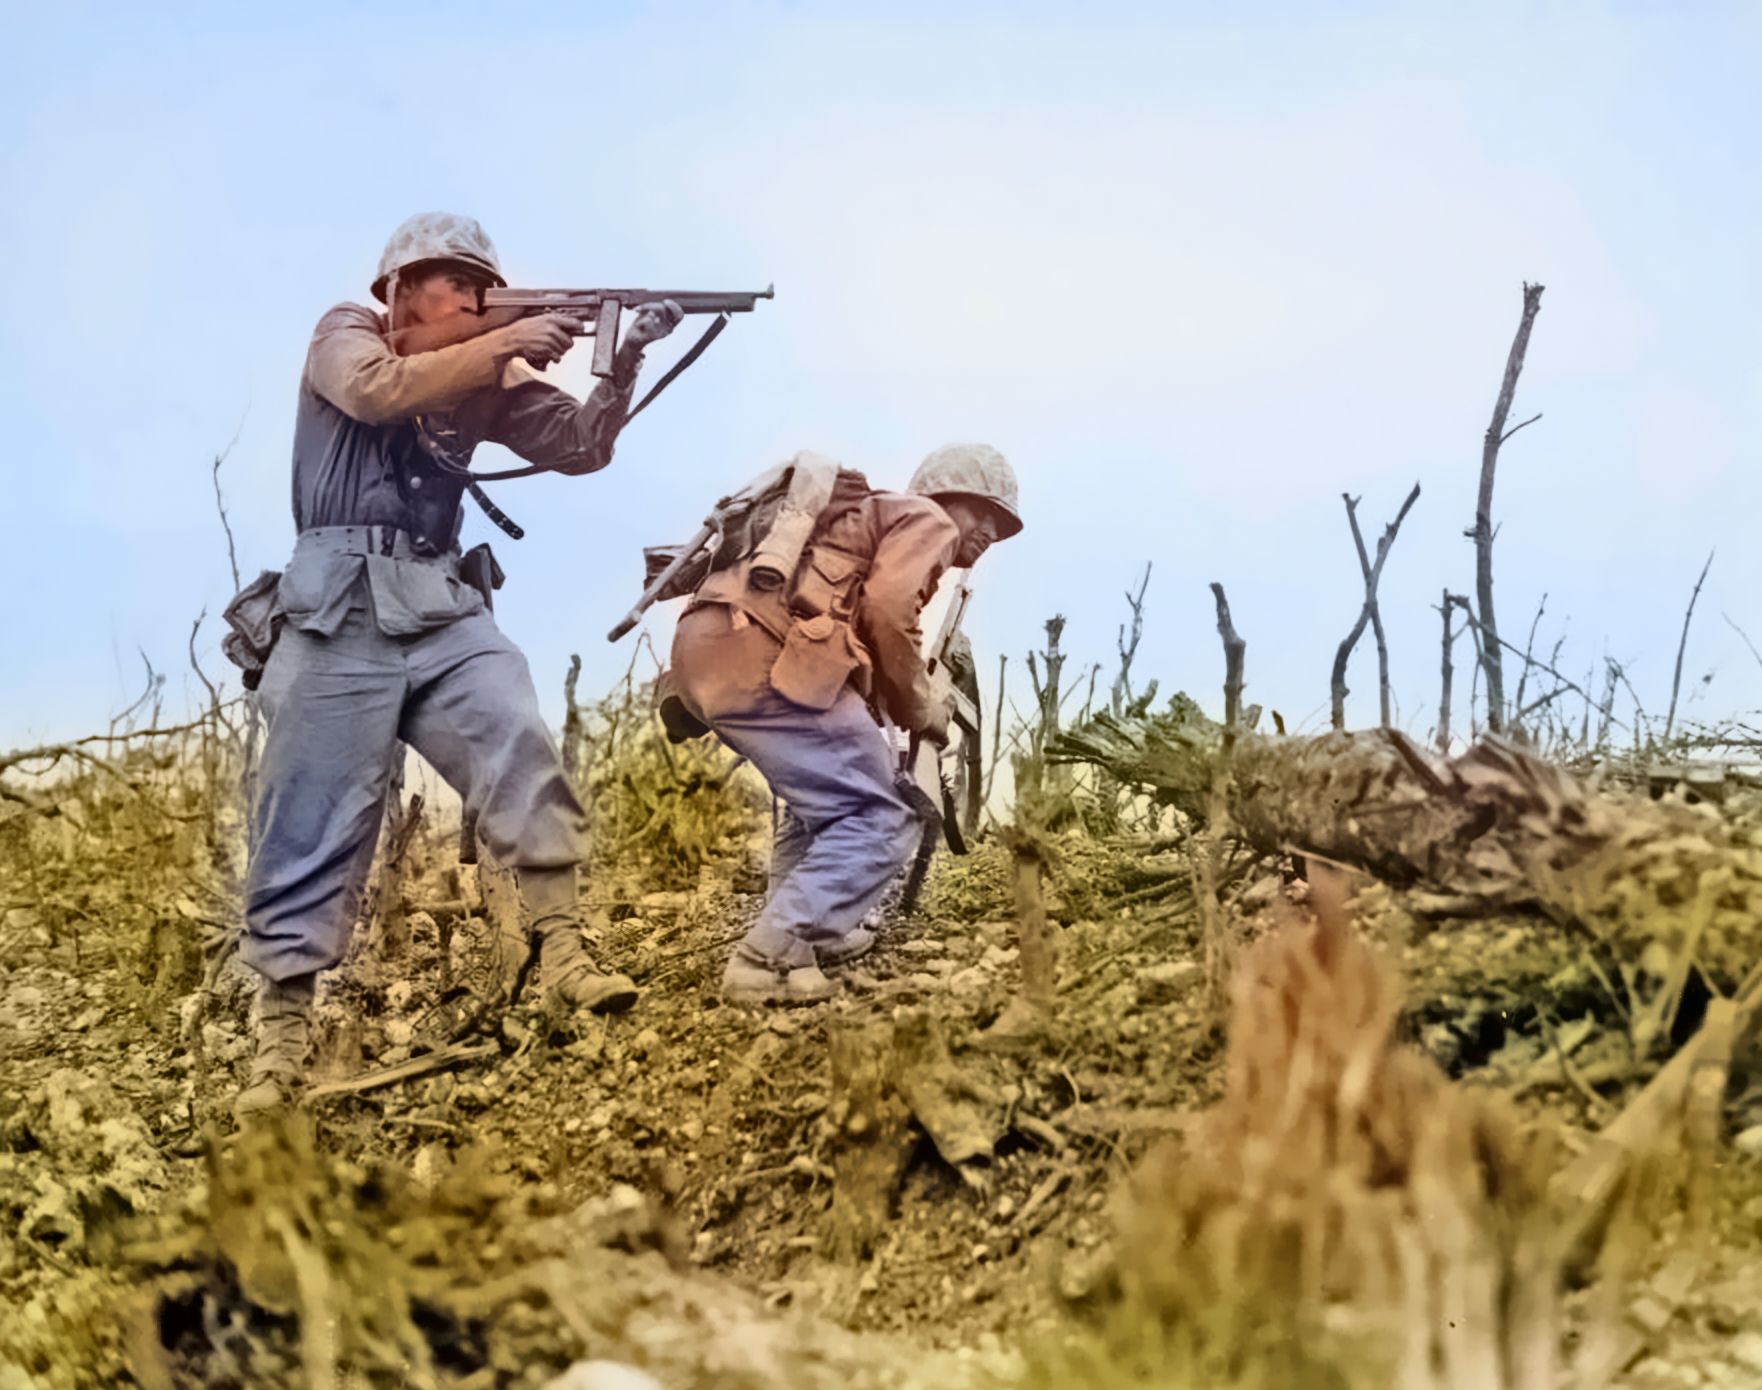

{"left": 1330, "top": 483, "right": 1421, "bottom": 730}
{"left": 1444, "top": 598, "right": 1622, "bottom": 732}
{"left": 1664, "top": 549, "right": 1715, "bottom": 741}
{"left": 1112, "top": 562, "right": 1153, "bottom": 716}
{"left": 1210, "top": 583, "right": 1245, "bottom": 744}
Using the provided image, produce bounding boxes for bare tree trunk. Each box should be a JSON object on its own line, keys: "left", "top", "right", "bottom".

{"left": 1210, "top": 583, "right": 1245, "bottom": 743}
{"left": 1473, "top": 282, "right": 1546, "bottom": 736}
{"left": 562, "top": 654, "right": 585, "bottom": 787}
{"left": 1664, "top": 550, "right": 1715, "bottom": 741}
{"left": 1025, "top": 616, "right": 1067, "bottom": 755}
{"left": 1330, "top": 484, "right": 1421, "bottom": 730}
{"left": 1438, "top": 590, "right": 1456, "bottom": 754}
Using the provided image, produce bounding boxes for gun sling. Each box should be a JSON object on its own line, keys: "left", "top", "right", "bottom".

{"left": 438, "top": 314, "right": 735, "bottom": 539}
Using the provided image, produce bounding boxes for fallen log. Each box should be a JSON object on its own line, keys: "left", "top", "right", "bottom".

{"left": 1054, "top": 715, "right": 1762, "bottom": 984}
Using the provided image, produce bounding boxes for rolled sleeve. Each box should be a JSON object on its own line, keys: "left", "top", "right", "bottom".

{"left": 306, "top": 304, "right": 504, "bottom": 426}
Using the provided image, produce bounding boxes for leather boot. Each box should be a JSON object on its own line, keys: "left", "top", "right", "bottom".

{"left": 535, "top": 917, "right": 638, "bottom": 1015}
{"left": 816, "top": 926, "right": 876, "bottom": 968}
{"left": 232, "top": 973, "right": 316, "bottom": 1125}
{"left": 722, "top": 941, "right": 840, "bottom": 1006}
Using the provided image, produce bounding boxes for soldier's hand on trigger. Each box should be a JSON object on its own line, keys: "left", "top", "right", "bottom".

{"left": 625, "top": 299, "right": 685, "bottom": 349}
{"left": 496, "top": 313, "right": 583, "bottom": 371}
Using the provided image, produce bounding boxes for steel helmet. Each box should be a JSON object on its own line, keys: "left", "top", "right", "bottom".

{"left": 907, "top": 443, "right": 1023, "bottom": 539}
{"left": 371, "top": 212, "right": 506, "bottom": 303}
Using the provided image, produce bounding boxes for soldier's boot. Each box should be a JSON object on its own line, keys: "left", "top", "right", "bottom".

{"left": 815, "top": 926, "right": 877, "bottom": 969}
{"left": 232, "top": 973, "right": 316, "bottom": 1125}
{"left": 722, "top": 939, "right": 840, "bottom": 1006}
{"left": 535, "top": 917, "right": 639, "bottom": 1015}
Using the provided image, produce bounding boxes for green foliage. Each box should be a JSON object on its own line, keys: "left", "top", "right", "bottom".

{"left": 567, "top": 674, "right": 765, "bottom": 891}
{"left": 0, "top": 733, "right": 243, "bottom": 1022}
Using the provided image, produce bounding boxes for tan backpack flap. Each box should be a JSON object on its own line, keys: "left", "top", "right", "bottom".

{"left": 788, "top": 545, "right": 870, "bottom": 620}
{"left": 770, "top": 614, "right": 862, "bottom": 711}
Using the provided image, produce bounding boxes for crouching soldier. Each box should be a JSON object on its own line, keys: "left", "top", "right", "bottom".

{"left": 231, "top": 212, "right": 683, "bottom": 1121}
{"left": 668, "top": 444, "right": 1022, "bottom": 1005}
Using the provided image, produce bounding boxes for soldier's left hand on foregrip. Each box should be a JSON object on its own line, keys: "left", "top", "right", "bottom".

{"left": 628, "top": 299, "right": 685, "bottom": 347}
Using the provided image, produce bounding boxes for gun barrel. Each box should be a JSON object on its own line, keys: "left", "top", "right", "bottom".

{"left": 485, "top": 285, "right": 774, "bottom": 315}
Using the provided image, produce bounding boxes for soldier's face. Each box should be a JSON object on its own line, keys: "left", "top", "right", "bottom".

{"left": 398, "top": 266, "right": 484, "bottom": 326}
{"left": 939, "top": 497, "right": 1004, "bottom": 567}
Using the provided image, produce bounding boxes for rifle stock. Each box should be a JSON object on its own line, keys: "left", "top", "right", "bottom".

{"left": 607, "top": 519, "right": 717, "bottom": 642}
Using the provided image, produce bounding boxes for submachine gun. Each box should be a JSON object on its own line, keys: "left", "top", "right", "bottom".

{"left": 390, "top": 284, "right": 775, "bottom": 379}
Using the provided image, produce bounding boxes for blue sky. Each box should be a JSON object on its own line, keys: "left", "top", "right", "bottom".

{"left": 4, "top": 1, "right": 1759, "bottom": 749}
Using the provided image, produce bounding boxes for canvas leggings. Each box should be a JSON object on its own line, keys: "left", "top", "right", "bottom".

{"left": 242, "top": 603, "right": 585, "bottom": 981}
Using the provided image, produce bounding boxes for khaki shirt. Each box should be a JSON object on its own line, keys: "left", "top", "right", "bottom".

{"left": 685, "top": 491, "right": 961, "bottom": 730}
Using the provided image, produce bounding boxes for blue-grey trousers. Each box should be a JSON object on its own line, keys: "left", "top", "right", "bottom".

{"left": 704, "top": 692, "right": 918, "bottom": 967}
{"left": 670, "top": 605, "right": 921, "bottom": 965}
{"left": 243, "top": 604, "right": 584, "bottom": 981}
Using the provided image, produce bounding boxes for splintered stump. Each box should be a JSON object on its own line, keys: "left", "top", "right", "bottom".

{"left": 983, "top": 840, "right": 1058, "bottom": 1044}
{"left": 1103, "top": 883, "right": 1562, "bottom": 1388}
{"left": 826, "top": 1021, "right": 915, "bottom": 1261}
{"left": 825, "top": 1012, "right": 1004, "bottom": 1261}
{"left": 140, "top": 914, "right": 203, "bottom": 1025}
{"left": 370, "top": 793, "right": 425, "bottom": 961}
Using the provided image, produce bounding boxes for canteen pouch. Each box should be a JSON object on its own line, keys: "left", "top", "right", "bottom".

{"left": 769, "top": 614, "right": 861, "bottom": 711}
{"left": 787, "top": 544, "right": 868, "bottom": 621}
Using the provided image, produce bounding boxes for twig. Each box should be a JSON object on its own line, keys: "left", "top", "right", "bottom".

{"left": 1605, "top": 657, "right": 1649, "bottom": 740}
{"left": 1722, "top": 612, "right": 1762, "bottom": 678}
{"left": 1540, "top": 1010, "right": 1614, "bottom": 1121}
{"left": 1664, "top": 550, "right": 1715, "bottom": 741}
{"left": 1513, "top": 592, "right": 1548, "bottom": 718}
{"left": 303, "top": 1041, "right": 498, "bottom": 1101}
{"left": 210, "top": 419, "right": 246, "bottom": 595}
{"left": 1500, "top": 411, "right": 1543, "bottom": 446}
{"left": 187, "top": 611, "right": 222, "bottom": 712}
{"left": 1443, "top": 599, "right": 1625, "bottom": 732}
{"left": 1111, "top": 562, "right": 1152, "bottom": 716}
{"left": 984, "top": 652, "right": 1008, "bottom": 813}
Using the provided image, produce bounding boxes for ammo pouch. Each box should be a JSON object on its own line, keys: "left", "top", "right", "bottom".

{"left": 770, "top": 614, "right": 863, "bottom": 711}
{"left": 221, "top": 569, "right": 285, "bottom": 691}
{"left": 788, "top": 544, "right": 868, "bottom": 620}
{"left": 768, "top": 541, "right": 873, "bottom": 709}
{"left": 460, "top": 542, "right": 505, "bottom": 611}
